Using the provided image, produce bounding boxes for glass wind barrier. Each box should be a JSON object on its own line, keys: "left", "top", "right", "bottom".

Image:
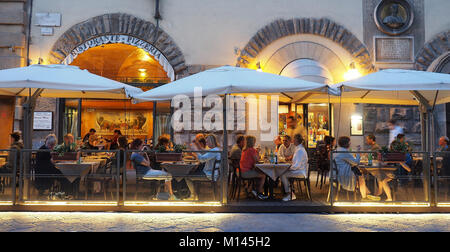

{"left": 18, "top": 149, "right": 121, "bottom": 206}
{"left": 329, "top": 151, "right": 431, "bottom": 207}
{"left": 0, "top": 150, "right": 18, "bottom": 205}
{"left": 434, "top": 151, "right": 450, "bottom": 207}
{"left": 123, "top": 149, "right": 224, "bottom": 207}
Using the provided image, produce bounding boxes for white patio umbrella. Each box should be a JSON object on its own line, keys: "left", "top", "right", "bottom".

{"left": 0, "top": 64, "right": 143, "bottom": 99}
{"left": 132, "top": 65, "right": 334, "bottom": 204}
{"left": 133, "top": 65, "right": 332, "bottom": 102}
{"left": 332, "top": 69, "right": 450, "bottom": 106}
{"left": 0, "top": 64, "right": 143, "bottom": 149}
{"left": 332, "top": 69, "right": 450, "bottom": 152}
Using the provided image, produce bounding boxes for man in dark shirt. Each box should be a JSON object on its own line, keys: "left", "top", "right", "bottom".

{"left": 35, "top": 134, "right": 73, "bottom": 197}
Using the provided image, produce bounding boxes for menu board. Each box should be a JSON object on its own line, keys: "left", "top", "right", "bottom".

{"left": 33, "top": 111, "right": 53, "bottom": 130}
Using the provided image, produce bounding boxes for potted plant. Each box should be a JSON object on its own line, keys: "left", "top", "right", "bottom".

{"left": 155, "top": 144, "right": 185, "bottom": 162}
{"left": 52, "top": 143, "right": 79, "bottom": 161}
{"left": 378, "top": 141, "right": 408, "bottom": 162}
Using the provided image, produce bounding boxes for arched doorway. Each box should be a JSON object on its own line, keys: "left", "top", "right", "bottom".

{"left": 61, "top": 42, "right": 172, "bottom": 143}
{"left": 237, "top": 18, "right": 374, "bottom": 148}
{"left": 47, "top": 13, "right": 184, "bottom": 144}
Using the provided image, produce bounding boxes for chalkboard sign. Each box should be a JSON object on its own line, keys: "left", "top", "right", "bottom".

{"left": 33, "top": 111, "right": 53, "bottom": 130}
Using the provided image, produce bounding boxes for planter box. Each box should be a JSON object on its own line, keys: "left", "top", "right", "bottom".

{"left": 382, "top": 152, "right": 406, "bottom": 162}
{"left": 155, "top": 153, "right": 182, "bottom": 162}
{"left": 52, "top": 152, "right": 78, "bottom": 161}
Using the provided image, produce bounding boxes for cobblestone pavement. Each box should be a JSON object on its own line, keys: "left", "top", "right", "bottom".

{"left": 0, "top": 212, "right": 448, "bottom": 232}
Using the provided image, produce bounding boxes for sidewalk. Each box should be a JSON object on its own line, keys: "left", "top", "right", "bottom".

{"left": 0, "top": 212, "right": 449, "bottom": 232}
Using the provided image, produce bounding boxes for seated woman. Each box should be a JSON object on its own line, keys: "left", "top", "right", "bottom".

{"left": 34, "top": 134, "right": 73, "bottom": 198}
{"left": 239, "top": 135, "right": 268, "bottom": 200}
{"left": 155, "top": 134, "right": 171, "bottom": 152}
{"left": 130, "top": 138, "right": 174, "bottom": 200}
{"left": 185, "top": 134, "right": 222, "bottom": 200}
{"left": 333, "top": 136, "right": 379, "bottom": 201}
{"left": 191, "top": 133, "right": 207, "bottom": 151}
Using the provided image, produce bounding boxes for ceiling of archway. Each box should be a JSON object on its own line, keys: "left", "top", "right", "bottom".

{"left": 70, "top": 43, "right": 169, "bottom": 82}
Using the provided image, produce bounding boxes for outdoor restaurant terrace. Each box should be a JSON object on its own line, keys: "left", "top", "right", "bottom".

{"left": 0, "top": 65, "right": 449, "bottom": 213}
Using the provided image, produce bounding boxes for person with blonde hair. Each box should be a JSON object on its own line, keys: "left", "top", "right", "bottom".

{"left": 239, "top": 135, "right": 268, "bottom": 200}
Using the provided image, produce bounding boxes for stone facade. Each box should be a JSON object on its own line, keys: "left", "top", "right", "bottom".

{"left": 0, "top": 0, "right": 28, "bottom": 69}
{"left": 415, "top": 30, "right": 450, "bottom": 71}
{"left": 237, "top": 18, "right": 375, "bottom": 74}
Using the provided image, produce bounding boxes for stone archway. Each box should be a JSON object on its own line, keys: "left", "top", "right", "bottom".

{"left": 236, "top": 18, "right": 374, "bottom": 74}
{"left": 48, "top": 13, "right": 187, "bottom": 79}
{"left": 415, "top": 30, "right": 450, "bottom": 71}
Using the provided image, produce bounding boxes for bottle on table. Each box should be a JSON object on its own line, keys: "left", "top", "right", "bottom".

{"left": 368, "top": 153, "right": 373, "bottom": 166}
{"left": 274, "top": 149, "right": 278, "bottom": 164}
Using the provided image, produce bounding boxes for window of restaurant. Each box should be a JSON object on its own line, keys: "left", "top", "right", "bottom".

{"left": 278, "top": 103, "right": 331, "bottom": 149}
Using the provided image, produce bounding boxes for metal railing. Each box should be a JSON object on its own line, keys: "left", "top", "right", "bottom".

{"left": 433, "top": 151, "right": 450, "bottom": 206}
{"left": 0, "top": 147, "right": 447, "bottom": 209}
{"left": 329, "top": 150, "right": 431, "bottom": 207}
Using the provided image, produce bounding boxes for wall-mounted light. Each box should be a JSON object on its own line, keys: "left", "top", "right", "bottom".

{"left": 343, "top": 62, "right": 362, "bottom": 81}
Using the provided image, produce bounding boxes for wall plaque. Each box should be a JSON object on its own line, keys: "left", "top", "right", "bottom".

{"left": 374, "top": 36, "right": 414, "bottom": 63}
{"left": 35, "top": 13, "right": 61, "bottom": 27}
{"left": 33, "top": 111, "right": 53, "bottom": 130}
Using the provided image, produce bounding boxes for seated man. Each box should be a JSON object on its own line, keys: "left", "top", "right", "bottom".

{"left": 229, "top": 134, "right": 245, "bottom": 168}
{"left": 277, "top": 135, "right": 296, "bottom": 162}
{"left": 281, "top": 134, "right": 308, "bottom": 201}
{"left": 34, "top": 134, "right": 73, "bottom": 198}
{"left": 333, "top": 136, "right": 379, "bottom": 201}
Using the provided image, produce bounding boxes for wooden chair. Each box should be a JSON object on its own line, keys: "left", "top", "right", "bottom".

{"left": 228, "top": 158, "right": 240, "bottom": 200}
{"left": 288, "top": 166, "right": 312, "bottom": 201}
{"left": 232, "top": 163, "right": 259, "bottom": 201}
{"left": 190, "top": 159, "right": 221, "bottom": 201}
{"left": 327, "top": 159, "right": 359, "bottom": 202}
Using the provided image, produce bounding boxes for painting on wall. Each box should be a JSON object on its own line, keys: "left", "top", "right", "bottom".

{"left": 84, "top": 109, "right": 150, "bottom": 136}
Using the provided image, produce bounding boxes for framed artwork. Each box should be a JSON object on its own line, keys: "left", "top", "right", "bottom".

{"left": 33, "top": 111, "right": 53, "bottom": 130}
{"left": 350, "top": 115, "right": 363, "bottom": 136}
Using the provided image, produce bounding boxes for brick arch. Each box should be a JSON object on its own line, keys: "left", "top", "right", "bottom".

{"left": 236, "top": 18, "right": 374, "bottom": 73}
{"left": 415, "top": 30, "right": 450, "bottom": 71}
{"left": 49, "top": 13, "right": 187, "bottom": 79}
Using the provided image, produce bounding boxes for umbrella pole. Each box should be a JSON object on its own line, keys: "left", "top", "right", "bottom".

{"left": 221, "top": 94, "right": 229, "bottom": 205}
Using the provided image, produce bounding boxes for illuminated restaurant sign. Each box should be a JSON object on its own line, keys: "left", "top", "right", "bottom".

{"left": 62, "top": 35, "right": 175, "bottom": 81}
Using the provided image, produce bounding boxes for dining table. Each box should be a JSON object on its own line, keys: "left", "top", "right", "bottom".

{"left": 160, "top": 161, "right": 200, "bottom": 181}
{"left": 55, "top": 161, "right": 101, "bottom": 183}
{"left": 255, "top": 162, "right": 291, "bottom": 199}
